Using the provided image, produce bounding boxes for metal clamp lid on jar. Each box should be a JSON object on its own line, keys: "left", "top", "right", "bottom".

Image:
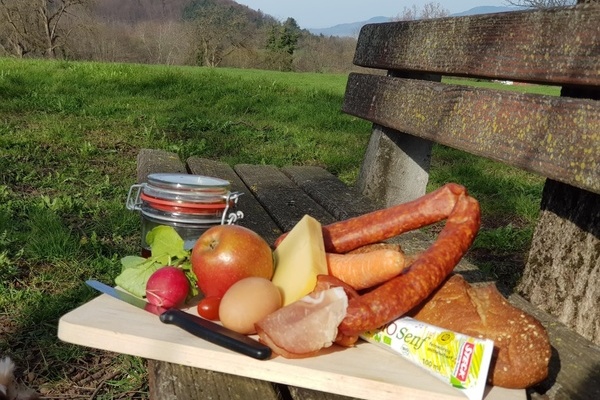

{"left": 126, "top": 173, "right": 244, "bottom": 225}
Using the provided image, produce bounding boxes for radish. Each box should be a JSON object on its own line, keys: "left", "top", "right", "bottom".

{"left": 146, "top": 266, "right": 190, "bottom": 308}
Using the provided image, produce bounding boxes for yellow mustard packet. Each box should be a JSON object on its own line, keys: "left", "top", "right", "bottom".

{"left": 361, "top": 317, "right": 494, "bottom": 400}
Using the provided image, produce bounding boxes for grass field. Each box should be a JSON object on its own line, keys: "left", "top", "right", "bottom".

{"left": 0, "top": 58, "right": 548, "bottom": 398}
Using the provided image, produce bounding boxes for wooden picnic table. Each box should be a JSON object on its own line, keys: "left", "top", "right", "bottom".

{"left": 61, "top": 151, "right": 528, "bottom": 400}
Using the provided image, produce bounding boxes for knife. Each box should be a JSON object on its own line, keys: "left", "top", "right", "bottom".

{"left": 85, "top": 280, "right": 272, "bottom": 360}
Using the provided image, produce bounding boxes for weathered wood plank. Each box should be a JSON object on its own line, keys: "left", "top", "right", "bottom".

{"left": 148, "top": 361, "right": 283, "bottom": 400}
{"left": 234, "top": 164, "right": 337, "bottom": 232}
{"left": 287, "top": 386, "right": 360, "bottom": 400}
{"left": 136, "top": 148, "right": 186, "bottom": 183}
{"left": 281, "top": 165, "right": 378, "bottom": 220}
{"left": 186, "top": 157, "right": 282, "bottom": 245}
{"left": 342, "top": 73, "right": 600, "bottom": 194}
{"left": 354, "top": 4, "right": 600, "bottom": 86}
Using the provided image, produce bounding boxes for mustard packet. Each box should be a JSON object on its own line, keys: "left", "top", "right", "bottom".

{"left": 361, "top": 317, "right": 494, "bottom": 400}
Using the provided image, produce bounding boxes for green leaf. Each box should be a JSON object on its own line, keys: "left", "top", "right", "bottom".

{"left": 114, "top": 226, "right": 195, "bottom": 299}
{"left": 180, "top": 259, "right": 199, "bottom": 298}
{"left": 115, "top": 258, "right": 162, "bottom": 297}
{"left": 120, "top": 255, "right": 148, "bottom": 270}
{"left": 146, "top": 225, "right": 188, "bottom": 262}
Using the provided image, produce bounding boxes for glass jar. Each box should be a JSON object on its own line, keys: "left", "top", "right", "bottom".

{"left": 126, "top": 173, "right": 243, "bottom": 256}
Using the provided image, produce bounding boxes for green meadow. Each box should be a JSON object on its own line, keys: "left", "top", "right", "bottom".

{"left": 0, "top": 58, "right": 546, "bottom": 397}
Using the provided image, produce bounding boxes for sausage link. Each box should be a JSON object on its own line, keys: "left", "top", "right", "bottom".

{"left": 274, "top": 183, "right": 467, "bottom": 253}
{"left": 338, "top": 192, "right": 480, "bottom": 338}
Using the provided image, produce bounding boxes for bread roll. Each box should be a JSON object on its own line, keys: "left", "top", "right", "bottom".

{"left": 409, "top": 274, "right": 551, "bottom": 388}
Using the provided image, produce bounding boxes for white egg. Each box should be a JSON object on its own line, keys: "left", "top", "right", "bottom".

{"left": 219, "top": 277, "right": 282, "bottom": 335}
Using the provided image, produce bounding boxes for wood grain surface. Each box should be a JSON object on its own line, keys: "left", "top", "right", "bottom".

{"left": 353, "top": 4, "right": 600, "bottom": 86}
{"left": 342, "top": 73, "right": 599, "bottom": 194}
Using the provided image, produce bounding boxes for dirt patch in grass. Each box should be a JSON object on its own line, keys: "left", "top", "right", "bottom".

{"left": 36, "top": 351, "right": 148, "bottom": 399}
{"left": 0, "top": 315, "right": 148, "bottom": 400}
{"left": 2, "top": 337, "right": 149, "bottom": 400}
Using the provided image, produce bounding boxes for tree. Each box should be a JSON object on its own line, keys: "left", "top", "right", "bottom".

{"left": 265, "top": 18, "right": 301, "bottom": 71}
{"left": 503, "top": 0, "right": 576, "bottom": 7}
{"left": 270, "top": 18, "right": 301, "bottom": 55}
{"left": 134, "top": 20, "right": 194, "bottom": 65}
{"left": 0, "top": 0, "right": 89, "bottom": 58}
{"left": 293, "top": 34, "right": 356, "bottom": 73}
{"left": 188, "top": 0, "right": 253, "bottom": 67}
{"left": 394, "top": 2, "right": 449, "bottom": 21}
{"left": 0, "top": 0, "right": 36, "bottom": 56}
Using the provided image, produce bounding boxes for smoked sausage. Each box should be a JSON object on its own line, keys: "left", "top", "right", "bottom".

{"left": 264, "top": 183, "right": 481, "bottom": 354}
{"left": 337, "top": 192, "right": 480, "bottom": 339}
{"left": 274, "top": 183, "right": 468, "bottom": 253}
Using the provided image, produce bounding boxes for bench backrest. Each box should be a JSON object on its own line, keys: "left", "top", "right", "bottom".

{"left": 343, "top": 3, "right": 599, "bottom": 204}
{"left": 342, "top": 3, "right": 599, "bottom": 345}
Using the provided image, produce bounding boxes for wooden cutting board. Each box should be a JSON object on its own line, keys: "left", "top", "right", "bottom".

{"left": 58, "top": 293, "right": 526, "bottom": 400}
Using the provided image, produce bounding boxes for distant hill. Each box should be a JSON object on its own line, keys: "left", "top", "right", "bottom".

{"left": 451, "top": 6, "right": 520, "bottom": 16}
{"left": 308, "top": 16, "right": 391, "bottom": 38}
{"left": 308, "top": 6, "right": 521, "bottom": 38}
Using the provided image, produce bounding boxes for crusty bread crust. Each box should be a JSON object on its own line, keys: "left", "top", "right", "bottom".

{"left": 409, "top": 274, "right": 551, "bottom": 388}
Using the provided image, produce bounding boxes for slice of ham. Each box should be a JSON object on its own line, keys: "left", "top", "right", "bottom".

{"left": 255, "top": 287, "right": 348, "bottom": 358}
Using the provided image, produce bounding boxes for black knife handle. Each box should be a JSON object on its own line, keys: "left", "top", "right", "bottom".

{"left": 159, "top": 308, "right": 272, "bottom": 360}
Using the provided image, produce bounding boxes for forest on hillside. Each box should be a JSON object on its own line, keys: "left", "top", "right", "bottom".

{"left": 0, "top": 0, "right": 360, "bottom": 73}
{"left": 0, "top": 1, "right": 577, "bottom": 73}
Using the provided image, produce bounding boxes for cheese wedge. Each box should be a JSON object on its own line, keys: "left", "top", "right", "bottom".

{"left": 272, "top": 215, "right": 328, "bottom": 306}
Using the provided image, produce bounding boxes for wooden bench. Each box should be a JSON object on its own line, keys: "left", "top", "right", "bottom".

{"left": 137, "top": 3, "right": 599, "bottom": 399}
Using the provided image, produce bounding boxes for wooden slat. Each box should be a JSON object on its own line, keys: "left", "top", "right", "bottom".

{"left": 186, "top": 157, "right": 282, "bottom": 245}
{"left": 342, "top": 73, "right": 600, "bottom": 194}
{"left": 354, "top": 4, "right": 600, "bottom": 87}
{"left": 281, "top": 166, "right": 377, "bottom": 220}
{"left": 136, "top": 148, "right": 186, "bottom": 183}
{"left": 234, "top": 164, "right": 337, "bottom": 232}
{"left": 287, "top": 387, "right": 359, "bottom": 400}
{"left": 148, "top": 361, "right": 284, "bottom": 400}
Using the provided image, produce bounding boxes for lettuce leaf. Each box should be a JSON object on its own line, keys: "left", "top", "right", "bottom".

{"left": 115, "top": 256, "right": 162, "bottom": 297}
{"left": 114, "top": 226, "right": 197, "bottom": 298}
{"left": 146, "top": 225, "right": 189, "bottom": 263}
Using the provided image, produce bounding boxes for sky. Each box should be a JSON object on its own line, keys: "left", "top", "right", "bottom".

{"left": 234, "top": 1, "right": 509, "bottom": 29}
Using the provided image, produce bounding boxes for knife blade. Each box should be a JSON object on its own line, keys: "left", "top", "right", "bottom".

{"left": 85, "top": 280, "right": 271, "bottom": 360}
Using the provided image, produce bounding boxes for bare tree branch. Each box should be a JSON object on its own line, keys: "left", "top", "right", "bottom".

{"left": 0, "top": 0, "right": 89, "bottom": 57}
{"left": 393, "top": 2, "right": 449, "bottom": 21}
{"left": 503, "top": 0, "right": 576, "bottom": 7}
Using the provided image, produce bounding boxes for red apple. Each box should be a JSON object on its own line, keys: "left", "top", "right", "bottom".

{"left": 191, "top": 225, "right": 274, "bottom": 319}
